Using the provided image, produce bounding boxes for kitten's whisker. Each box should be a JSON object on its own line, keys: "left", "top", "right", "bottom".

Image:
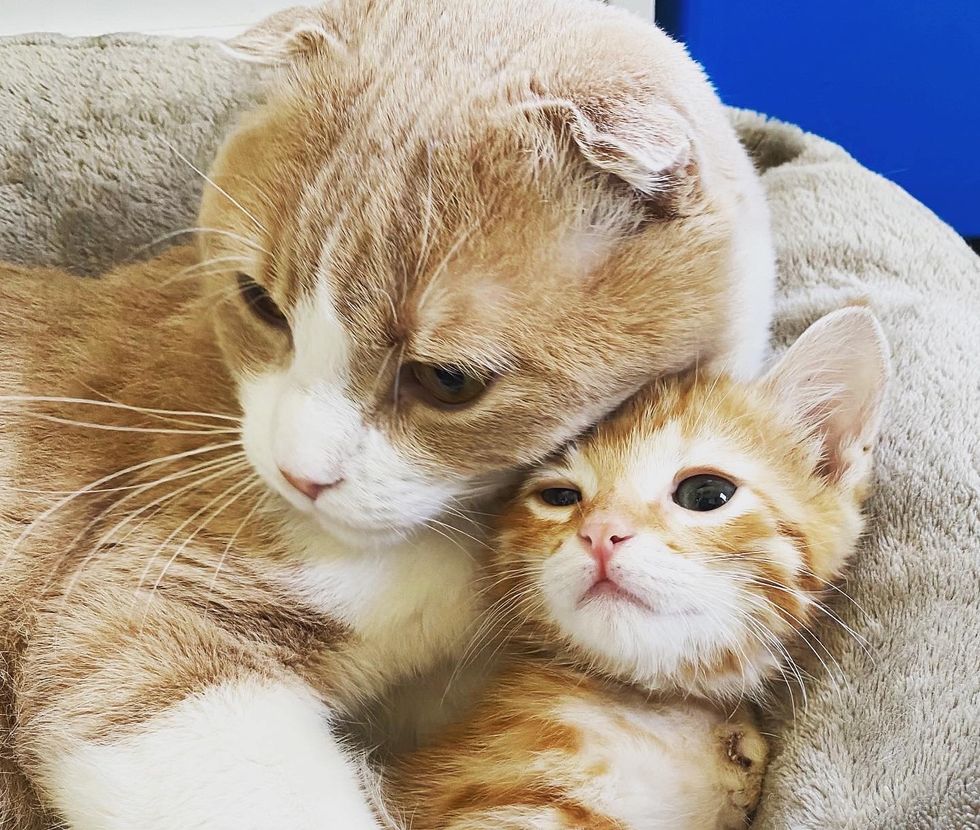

{"left": 8, "top": 412, "right": 240, "bottom": 436}
{"left": 126, "top": 226, "right": 270, "bottom": 261}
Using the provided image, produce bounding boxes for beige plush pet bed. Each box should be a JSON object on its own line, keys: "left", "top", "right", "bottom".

{"left": 2, "top": 34, "right": 979, "bottom": 829}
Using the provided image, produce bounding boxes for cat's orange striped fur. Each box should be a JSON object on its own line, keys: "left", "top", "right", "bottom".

{"left": 387, "top": 309, "right": 889, "bottom": 829}
{"left": 0, "top": 1, "right": 776, "bottom": 827}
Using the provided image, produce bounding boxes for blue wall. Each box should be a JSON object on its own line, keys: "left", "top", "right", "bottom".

{"left": 658, "top": 1, "right": 980, "bottom": 236}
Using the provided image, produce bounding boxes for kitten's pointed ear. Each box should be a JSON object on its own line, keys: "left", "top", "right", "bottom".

{"left": 533, "top": 88, "right": 695, "bottom": 204}
{"left": 763, "top": 308, "right": 890, "bottom": 485}
{"left": 223, "top": 5, "right": 345, "bottom": 66}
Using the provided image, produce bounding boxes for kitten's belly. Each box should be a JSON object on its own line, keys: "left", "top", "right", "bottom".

{"left": 553, "top": 695, "right": 763, "bottom": 830}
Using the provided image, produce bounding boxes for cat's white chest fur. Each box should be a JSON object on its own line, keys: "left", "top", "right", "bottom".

{"left": 280, "top": 525, "right": 481, "bottom": 698}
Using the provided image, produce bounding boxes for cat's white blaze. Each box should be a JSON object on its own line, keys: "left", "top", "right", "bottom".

{"left": 43, "top": 679, "right": 385, "bottom": 830}
{"left": 292, "top": 268, "right": 350, "bottom": 383}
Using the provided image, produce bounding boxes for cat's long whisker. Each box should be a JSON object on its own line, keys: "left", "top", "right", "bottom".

{"left": 0, "top": 395, "right": 241, "bottom": 423}
{"left": 6, "top": 440, "right": 244, "bottom": 567}
{"left": 734, "top": 589, "right": 848, "bottom": 705}
{"left": 739, "top": 617, "right": 805, "bottom": 720}
{"left": 135, "top": 469, "right": 261, "bottom": 624}
{"left": 447, "top": 591, "right": 526, "bottom": 689}
{"left": 162, "top": 255, "right": 253, "bottom": 287}
{"left": 425, "top": 517, "right": 489, "bottom": 552}
{"left": 8, "top": 411, "right": 240, "bottom": 436}
{"left": 161, "top": 139, "right": 269, "bottom": 237}
{"left": 733, "top": 569, "right": 875, "bottom": 661}
{"left": 204, "top": 489, "right": 270, "bottom": 616}
{"left": 125, "top": 226, "right": 270, "bottom": 261}
{"left": 55, "top": 454, "right": 250, "bottom": 607}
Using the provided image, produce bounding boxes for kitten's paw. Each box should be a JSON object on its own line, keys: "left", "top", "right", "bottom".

{"left": 714, "top": 716, "right": 769, "bottom": 825}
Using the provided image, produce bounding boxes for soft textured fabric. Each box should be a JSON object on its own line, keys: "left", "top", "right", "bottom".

{"left": 1, "top": 33, "right": 978, "bottom": 830}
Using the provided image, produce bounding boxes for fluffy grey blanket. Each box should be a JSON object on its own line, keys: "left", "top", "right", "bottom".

{"left": 2, "top": 34, "right": 978, "bottom": 830}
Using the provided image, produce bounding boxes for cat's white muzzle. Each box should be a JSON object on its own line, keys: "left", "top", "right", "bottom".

{"left": 240, "top": 371, "right": 454, "bottom": 545}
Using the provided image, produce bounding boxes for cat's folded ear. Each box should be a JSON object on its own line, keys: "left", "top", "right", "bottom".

{"left": 223, "top": 5, "right": 346, "bottom": 65}
{"left": 762, "top": 307, "right": 890, "bottom": 486}
{"left": 528, "top": 85, "right": 696, "bottom": 211}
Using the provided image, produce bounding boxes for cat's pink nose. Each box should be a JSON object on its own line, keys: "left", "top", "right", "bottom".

{"left": 279, "top": 468, "right": 336, "bottom": 501}
{"left": 579, "top": 515, "right": 634, "bottom": 576}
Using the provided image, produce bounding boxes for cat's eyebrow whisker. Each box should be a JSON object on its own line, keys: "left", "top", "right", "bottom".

{"left": 161, "top": 139, "right": 269, "bottom": 237}
{"left": 126, "top": 226, "right": 271, "bottom": 261}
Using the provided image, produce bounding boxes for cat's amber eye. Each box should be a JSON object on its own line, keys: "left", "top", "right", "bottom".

{"left": 236, "top": 273, "right": 289, "bottom": 329}
{"left": 673, "top": 474, "right": 737, "bottom": 512}
{"left": 539, "top": 487, "right": 582, "bottom": 507}
{"left": 409, "top": 363, "right": 488, "bottom": 407}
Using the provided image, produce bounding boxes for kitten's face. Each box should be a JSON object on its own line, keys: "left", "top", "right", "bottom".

{"left": 496, "top": 311, "right": 888, "bottom": 697}
{"left": 196, "top": 1, "right": 741, "bottom": 546}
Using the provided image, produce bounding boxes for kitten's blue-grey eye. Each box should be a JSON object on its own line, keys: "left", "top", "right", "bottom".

{"left": 673, "top": 474, "right": 737, "bottom": 511}
{"left": 539, "top": 487, "right": 582, "bottom": 507}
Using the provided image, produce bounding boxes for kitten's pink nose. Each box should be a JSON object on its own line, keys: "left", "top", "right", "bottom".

{"left": 579, "top": 515, "right": 635, "bottom": 577}
{"left": 278, "top": 468, "right": 337, "bottom": 501}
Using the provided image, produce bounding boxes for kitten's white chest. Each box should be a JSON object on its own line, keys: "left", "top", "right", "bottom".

{"left": 281, "top": 527, "right": 481, "bottom": 698}
{"left": 557, "top": 699, "right": 739, "bottom": 830}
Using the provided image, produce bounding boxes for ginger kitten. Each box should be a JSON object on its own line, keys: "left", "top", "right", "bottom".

{"left": 387, "top": 309, "right": 889, "bottom": 829}
{"left": 0, "top": 1, "right": 775, "bottom": 827}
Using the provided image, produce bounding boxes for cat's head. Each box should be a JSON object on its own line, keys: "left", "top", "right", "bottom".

{"left": 495, "top": 308, "right": 889, "bottom": 699}
{"left": 197, "top": 0, "right": 749, "bottom": 547}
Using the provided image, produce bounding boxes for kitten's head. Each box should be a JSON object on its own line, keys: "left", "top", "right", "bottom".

{"left": 194, "top": 0, "right": 750, "bottom": 547}
{"left": 496, "top": 309, "right": 889, "bottom": 699}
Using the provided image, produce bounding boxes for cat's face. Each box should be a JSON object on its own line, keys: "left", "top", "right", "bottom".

{"left": 496, "top": 309, "right": 889, "bottom": 698}
{"left": 195, "top": 0, "right": 746, "bottom": 546}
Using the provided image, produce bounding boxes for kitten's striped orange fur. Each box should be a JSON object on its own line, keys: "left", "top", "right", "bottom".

{"left": 387, "top": 309, "right": 888, "bottom": 829}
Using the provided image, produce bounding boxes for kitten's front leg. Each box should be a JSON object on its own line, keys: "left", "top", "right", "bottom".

{"left": 16, "top": 602, "right": 389, "bottom": 830}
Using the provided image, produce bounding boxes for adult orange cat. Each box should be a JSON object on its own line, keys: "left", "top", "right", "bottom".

{"left": 387, "top": 308, "right": 889, "bottom": 829}
{"left": 0, "top": 1, "right": 774, "bottom": 827}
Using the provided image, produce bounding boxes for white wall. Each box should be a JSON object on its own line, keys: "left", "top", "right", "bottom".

{"left": 0, "top": 0, "right": 653, "bottom": 37}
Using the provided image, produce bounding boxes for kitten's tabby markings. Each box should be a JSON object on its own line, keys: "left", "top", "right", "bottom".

{"left": 0, "top": 0, "right": 776, "bottom": 827}
{"left": 387, "top": 309, "right": 888, "bottom": 829}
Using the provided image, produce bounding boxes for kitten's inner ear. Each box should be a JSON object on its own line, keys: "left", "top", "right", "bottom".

{"left": 223, "top": 5, "right": 345, "bottom": 65}
{"left": 763, "top": 308, "right": 890, "bottom": 485}
{"left": 533, "top": 87, "right": 695, "bottom": 209}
